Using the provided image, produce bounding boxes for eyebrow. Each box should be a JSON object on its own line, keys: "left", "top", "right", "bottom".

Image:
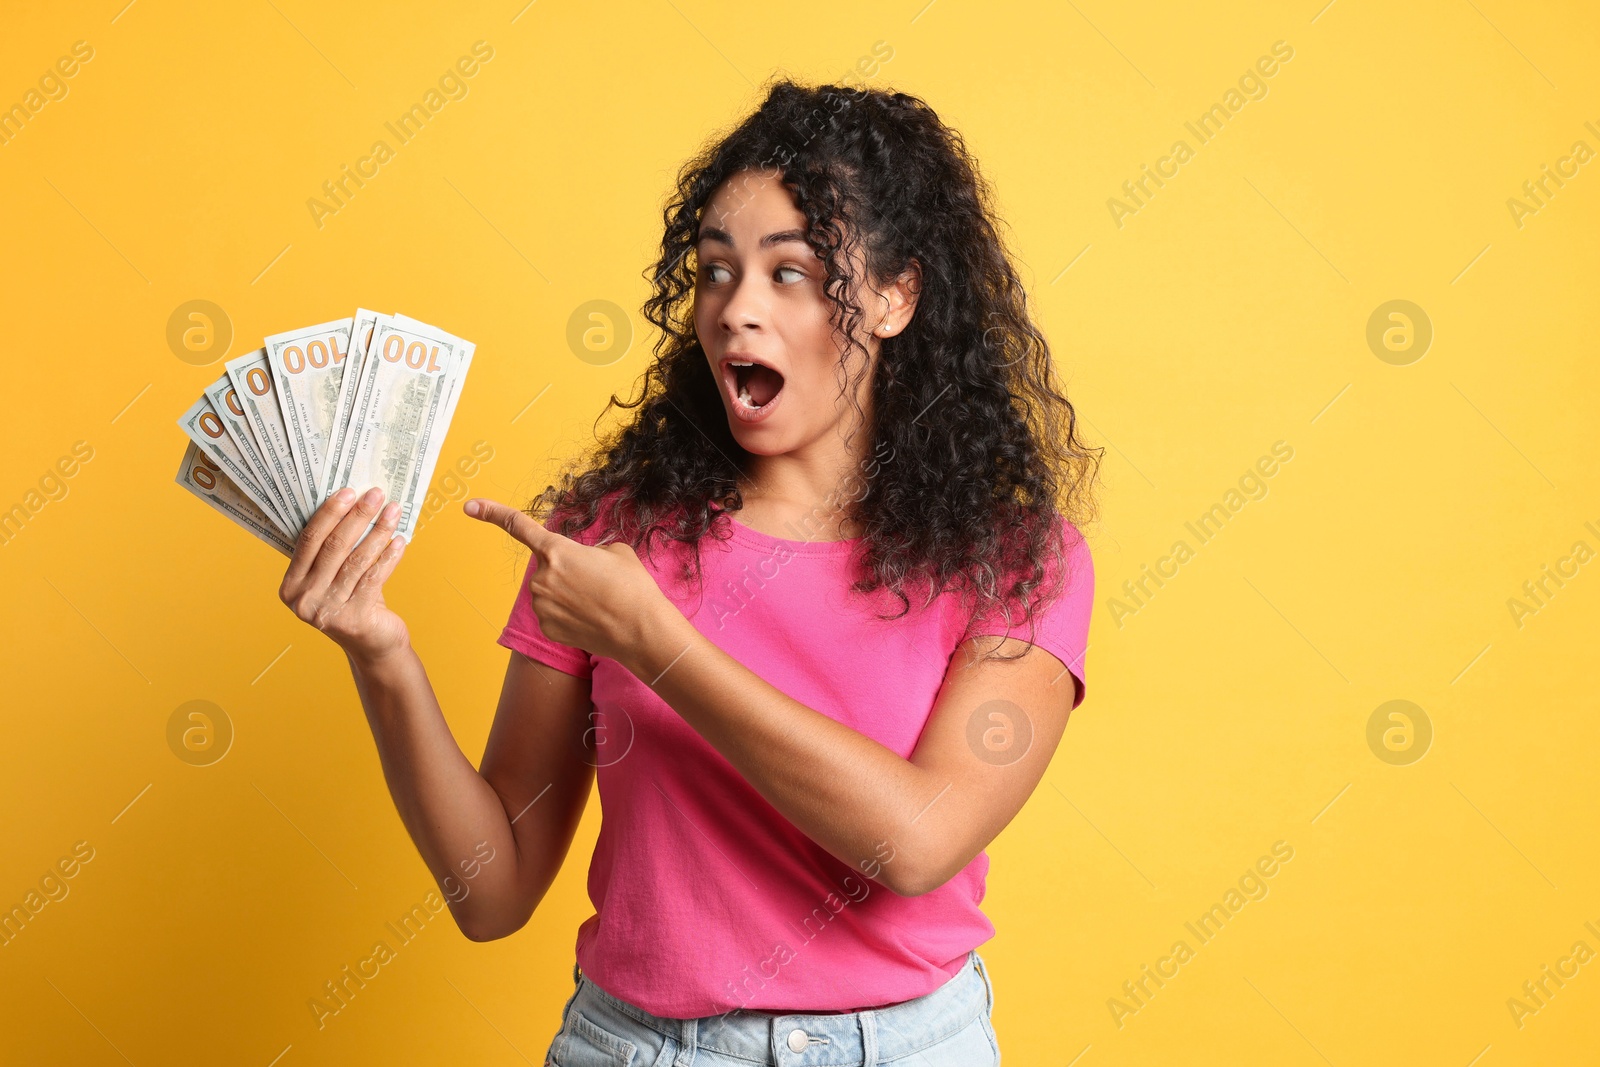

{"left": 695, "top": 226, "right": 810, "bottom": 249}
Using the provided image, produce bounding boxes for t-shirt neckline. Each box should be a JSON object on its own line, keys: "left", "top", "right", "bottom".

{"left": 715, "top": 508, "right": 861, "bottom": 557}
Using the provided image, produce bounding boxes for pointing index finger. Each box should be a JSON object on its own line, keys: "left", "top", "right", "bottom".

{"left": 464, "top": 498, "right": 552, "bottom": 553}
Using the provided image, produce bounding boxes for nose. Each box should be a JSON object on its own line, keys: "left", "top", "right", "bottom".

{"left": 716, "top": 270, "right": 766, "bottom": 337}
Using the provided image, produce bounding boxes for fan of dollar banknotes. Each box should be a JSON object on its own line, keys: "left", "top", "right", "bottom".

{"left": 176, "top": 310, "right": 474, "bottom": 556}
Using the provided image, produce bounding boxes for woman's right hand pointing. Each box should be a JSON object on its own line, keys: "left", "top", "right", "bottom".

{"left": 279, "top": 486, "right": 410, "bottom": 667}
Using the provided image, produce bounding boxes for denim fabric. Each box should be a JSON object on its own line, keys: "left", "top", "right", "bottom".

{"left": 543, "top": 950, "right": 1001, "bottom": 1066}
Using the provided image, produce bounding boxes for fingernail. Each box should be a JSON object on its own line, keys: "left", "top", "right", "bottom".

{"left": 363, "top": 487, "right": 383, "bottom": 505}
{"left": 464, "top": 500, "right": 479, "bottom": 516}
{"left": 383, "top": 502, "right": 400, "bottom": 521}
{"left": 336, "top": 487, "right": 355, "bottom": 503}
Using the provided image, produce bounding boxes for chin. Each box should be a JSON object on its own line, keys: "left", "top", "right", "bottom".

{"left": 726, "top": 420, "right": 788, "bottom": 453}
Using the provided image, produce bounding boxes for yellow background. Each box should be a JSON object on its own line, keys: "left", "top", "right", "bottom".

{"left": 2, "top": 0, "right": 1597, "bottom": 1063}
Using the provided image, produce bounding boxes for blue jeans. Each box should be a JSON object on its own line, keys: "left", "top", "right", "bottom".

{"left": 543, "top": 949, "right": 1001, "bottom": 1066}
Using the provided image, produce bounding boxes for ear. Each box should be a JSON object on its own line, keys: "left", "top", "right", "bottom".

{"left": 873, "top": 257, "right": 922, "bottom": 338}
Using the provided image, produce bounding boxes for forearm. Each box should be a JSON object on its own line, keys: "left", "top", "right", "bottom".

{"left": 616, "top": 608, "right": 944, "bottom": 895}
{"left": 345, "top": 644, "right": 533, "bottom": 938}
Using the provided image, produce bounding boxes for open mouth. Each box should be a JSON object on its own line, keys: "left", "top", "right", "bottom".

{"left": 725, "top": 359, "right": 785, "bottom": 417}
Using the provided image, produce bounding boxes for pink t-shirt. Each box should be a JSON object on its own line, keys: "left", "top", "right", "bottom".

{"left": 496, "top": 505, "right": 1094, "bottom": 1018}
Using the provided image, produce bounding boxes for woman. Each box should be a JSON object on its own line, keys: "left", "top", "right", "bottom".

{"left": 279, "top": 78, "right": 1100, "bottom": 1065}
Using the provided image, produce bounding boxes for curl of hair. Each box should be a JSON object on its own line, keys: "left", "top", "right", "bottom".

{"left": 526, "top": 76, "right": 1103, "bottom": 661}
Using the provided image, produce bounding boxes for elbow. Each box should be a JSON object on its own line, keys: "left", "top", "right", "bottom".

{"left": 457, "top": 914, "right": 527, "bottom": 943}
{"left": 452, "top": 858, "right": 560, "bottom": 941}
{"left": 884, "top": 861, "right": 941, "bottom": 899}
{"left": 452, "top": 899, "right": 536, "bottom": 943}
{"left": 453, "top": 908, "right": 507, "bottom": 942}
{"left": 458, "top": 920, "right": 511, "bottom": 943}
{"left": 885, "top": 849, "right": 973, "bottom": 898}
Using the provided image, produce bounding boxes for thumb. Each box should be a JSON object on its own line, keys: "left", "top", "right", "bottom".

{"left": 464, "top": 498, "right": 553, "bottom": 551}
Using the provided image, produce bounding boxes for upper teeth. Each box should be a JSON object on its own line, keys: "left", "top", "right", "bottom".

{"left": 730, "top": 360, "right": 754, "bottom": 367}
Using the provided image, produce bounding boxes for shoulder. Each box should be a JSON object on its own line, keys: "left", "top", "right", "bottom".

{"left": 545, "top": 488, "right": 624, "bottom": 548}
{"left": 1053, "top": 512, "right": 1094, "bottom": 594}
{"left": 961, "top": 509, "right": 1094, "bottom": 635}
{"left": 1022, "top": 508, "right": 1094, "bottom": 604}
{"left": 961, "top": 510, "right": 1095, "bottom": 705}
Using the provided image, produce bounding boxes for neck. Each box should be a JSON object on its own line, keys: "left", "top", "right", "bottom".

{"left": 731, "top": 428, "right": 876, "bottom": 542}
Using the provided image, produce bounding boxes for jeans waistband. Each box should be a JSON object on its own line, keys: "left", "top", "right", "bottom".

{"left": 569, "top": 950, "right": 993, "bottom": 1066}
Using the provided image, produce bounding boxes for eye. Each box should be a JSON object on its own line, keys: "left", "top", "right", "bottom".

{"left": 775, "top": 265, "right": 807, "bottom": 283}
{"left": 700, "top": 263, "right": 730, "bottom": 284}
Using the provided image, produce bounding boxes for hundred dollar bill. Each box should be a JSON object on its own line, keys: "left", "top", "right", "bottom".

{"left": 326, "top": 316, "right": 474, "bottom": 542}
{"left": 391, "top": 314, "right": 474, "bottom": 441}
{"left": 177, "top": 389, "right": 296, "bottom": 539}
{"left": 319, "top": 307, "right": 383, "bottom": 505}
{"left": 390, "top": 313, "right": 470, "bottom": 470}
{"left": 202, "top": 372, "right": 302, "bottom": 535}
{"left": 224, "top": 348, "right": 312, "bottom": 530}
{"left": 266, "top": 316, "right": 354, "bottom": 513}
{"left": 175, "top": 440, "right": 294, "bottom": 556}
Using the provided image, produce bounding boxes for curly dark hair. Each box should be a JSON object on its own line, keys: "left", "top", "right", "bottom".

{"left": 525, "top": 76, "right": 1102, "bottom": 658}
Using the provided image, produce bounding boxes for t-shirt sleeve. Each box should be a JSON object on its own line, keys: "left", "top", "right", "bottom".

{"left": 492, "top": 505, "right": 604, "bottom": 681}
{"left": 970, "top": 516, "right": 1095, "bottom": 709}
{"left": 496, "top": 546, "right": 595, "bottom": 680}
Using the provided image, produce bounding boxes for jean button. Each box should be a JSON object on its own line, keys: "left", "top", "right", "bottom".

{"left": 787, "top": 1027, "right": 809, "bottom": 1053}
